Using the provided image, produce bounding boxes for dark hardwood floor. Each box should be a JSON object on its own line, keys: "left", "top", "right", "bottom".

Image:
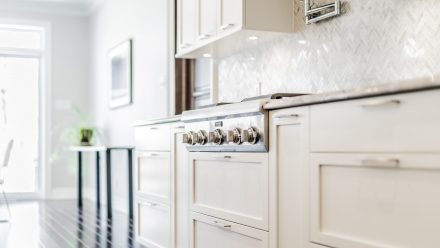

{"left": 0, "top": 200, "right": 146, "bottom": 248}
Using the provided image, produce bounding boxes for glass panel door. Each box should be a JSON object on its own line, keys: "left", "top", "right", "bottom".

{"left": 0, "top": 56, "right": 40, "bottom": 194}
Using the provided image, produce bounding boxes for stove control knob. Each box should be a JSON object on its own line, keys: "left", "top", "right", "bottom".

{"left": 209, "top": 129, "right": 224, "bottom": 145}
{"left": 242, "top": 127, "right": 259, "bottom": 144}
{"left": 183, "top": 131, "right": 197, "bottom": 145}
{"left": 196, "top": 130, "right": 208, "bottom": 145}
{"left": 227, "top": 128, "right": 242, "bottom": 145}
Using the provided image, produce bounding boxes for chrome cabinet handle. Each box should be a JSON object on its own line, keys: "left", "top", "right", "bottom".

{"left": 219, "top": 23, "right": 235, "bottom": 31}
{"left": 143, "top": 152, "right": 159, "bottom": 157}
{"left": 361, "top": 99, "right": 401, "bottom": 108}
{"left": 180, "top": 43, "right": 192, "bottom": 49}
{"left": 174, "top": 126, "right": 185, "bottom": 129}
{"left": 361, "top": 159, "right": 400, "bottom": 168}
{"left": 211, "top": 155, "right": 232, "bottom": 159}
{"left": 141, "top": 202, "right": 158, "bottom": 207}
{"left": 274, "top": 114, "right": 300, "bottom": 119}
{"left": 149, "top": 127, "right": 159, "bottom": 130}
{"left": 198, "top": 34, "right": 211, "bottom": 40}
{"left": 212, "top": 220, "right": 232, "bottom": 229}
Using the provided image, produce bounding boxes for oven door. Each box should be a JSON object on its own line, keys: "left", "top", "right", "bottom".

{"left": 189, "top": 152, "right": 269, "bottom": 230}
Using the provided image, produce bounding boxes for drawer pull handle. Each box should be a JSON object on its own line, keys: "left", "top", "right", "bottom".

{"left": 143, "top": 153, "right": 159, "bottom": 157}
{"left": 274, "top": 114, "right": 300, "bottom": 119}
{"left": 198, "top": 34, "right": 211, "bottom": 40}
{"left": 361, "top": 159, "right": 400, "bottom": 168}
{"left": 361, "top": 99, "right": 401, "bottom": 108}
{"left": 149, "top": 127, "right": 159, "bottom": 130}
{"left": 174, "top": 126, "right": 185, "bottom": 129}
{"left": 220, "top": 23, "right": 235, "bottom": 31}
{"left": 212, "top": 155, "right": 232, "bottom": 159}
{"left": 142, "top": 202, "right": 158, "bottom": 207}
{"left": 213, "top": 220, "right": 232, "bottom": 229}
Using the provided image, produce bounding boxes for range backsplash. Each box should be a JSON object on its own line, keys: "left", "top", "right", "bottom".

{"left": 218, "top": 0, "right": 440, "bottom": 102}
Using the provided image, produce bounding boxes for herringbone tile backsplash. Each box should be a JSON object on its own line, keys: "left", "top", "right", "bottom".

{"left": 218, "top": 0, "right": 440, "bottom": 102}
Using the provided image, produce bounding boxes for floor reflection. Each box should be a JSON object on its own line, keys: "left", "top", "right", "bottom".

{"left": 0, "top": 200, "right": 144, "bottom": 248}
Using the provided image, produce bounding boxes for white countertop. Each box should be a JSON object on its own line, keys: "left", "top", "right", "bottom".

{"left": 264, "top": 76, "right": 440, "bottom": 110}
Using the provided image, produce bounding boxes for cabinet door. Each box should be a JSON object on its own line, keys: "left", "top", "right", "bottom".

{"left": 310, "top": 153, "right": 440, "bottom": 248}
{"left": 190, "top": 212, "right": 269, "bottom": 248}
{"left": 136, "top": 199, "right": 170, "bottom": 248}
{"left": 269, "top": 107, "right": 310, "bottom": 248}
{"left": 171, "top": 125, "right": 190, "bottom": 248}
{"left": 189, "top": 152, "right": 269, "bottom": 230}
{"left": 177, "top": 0, "right": 197, "bottom": 51}
{"left": 197, "top": 0, "right": 217, "bottom": 41}
{"left": 218, "top": 0, "right": 243, "bottom": 33}
{"left": 136, "top": 151, "right": 171, "bottom": 203}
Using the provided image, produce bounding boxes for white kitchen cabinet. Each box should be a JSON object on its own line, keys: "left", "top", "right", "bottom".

{"left": 171, "top": 123, "right": 190, "bottom": 248}
{"left": 218, "top": 0, "right": 243, "bottom": 35}
{"left": 177, "top": 0, "right": 197, "bottom": 51}
{"left": 269, "top": 107, "right": 310, "bottom": 248}
{"left": 136, "top": 199, "right": 171, "bottom": 248}
{"left": 310, "top": 153, "right": 440, "bottom": 248}
{"left": 310, "top": 89, "right": 440, "bottom": 153}
{"left": 190, "top": 212, "right": 269, "bottom": 248}
{"left": 189, "top": 152, "right": 269, "bottom": 230}
{"left": 176, "top": 0, "right": 294, "bottom": 58}
{"left": 136, "top": 151, "right": 171, "bottom": 204}
{"left": 197, "top": 0, "right": 218, "bottom": 41}
{"left": 134, "top": 124, "right": 171, "bottom": 151}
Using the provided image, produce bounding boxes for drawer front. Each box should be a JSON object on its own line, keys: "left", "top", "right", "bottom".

{"left": 189, "top": 152, "right": 269, "bottom": 230}
{"left": 135, "top": 124, "right": 171, "bottom": 151}
{"left": 191, "top": 212, "right": 269, "bottom": 248}
{"left": 310, "top": 153, "right": 440, "bottom": 248}
{"left": 310, "top": 90, "right": 440, "bottom": 152}
{"left": 136, "top": 200, "right": 170, "bottom": 248}
{"left": 136, "top": 152, "right": 171, "bottom": 203}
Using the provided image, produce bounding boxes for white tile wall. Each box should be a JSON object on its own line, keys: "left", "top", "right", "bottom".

{"left": 218, "top": 0, "right": 440, "bottom": 102}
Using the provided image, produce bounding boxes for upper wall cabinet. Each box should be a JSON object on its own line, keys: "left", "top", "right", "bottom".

{"left": 176, "top": 0, "right": 294, "bottom": 58}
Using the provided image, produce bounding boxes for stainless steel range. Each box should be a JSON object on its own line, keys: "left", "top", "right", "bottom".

{"left": 181, "top": 94, "right": 304, "bottom": 152}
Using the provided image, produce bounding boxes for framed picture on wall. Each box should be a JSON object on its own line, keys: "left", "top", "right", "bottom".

{"left": 108, "top": 39, "right": 132, "bottom": 109}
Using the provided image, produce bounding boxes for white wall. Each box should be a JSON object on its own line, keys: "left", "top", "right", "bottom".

{"left": 89, "top": 0, "right": 170, "bottom": 212}
{"left": 0, "top": 9, "right": 91, "bottom": 198}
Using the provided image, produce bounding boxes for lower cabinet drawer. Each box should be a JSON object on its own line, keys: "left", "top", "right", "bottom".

{"left": 310, "top": 153, "right": 440, "bottom": 248}
{"left": 136, "top": 199, "right": 170, "bottom": 248}
{"left": 189, "top": 152, "right": 269, "bottom": 230}
{"left": 191, "top": 212, "right": 269, "bottom": 248}
{"left": 136, "top": 151, "right": 171, "bottom": 203}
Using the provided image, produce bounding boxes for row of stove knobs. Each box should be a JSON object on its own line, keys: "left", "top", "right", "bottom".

{"left": 183, "top": 127, "right": 259, "bottom": 145}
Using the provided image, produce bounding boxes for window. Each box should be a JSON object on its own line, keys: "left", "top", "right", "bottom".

{"left": 0, "top": 23, "right": 46, "bottom": 195}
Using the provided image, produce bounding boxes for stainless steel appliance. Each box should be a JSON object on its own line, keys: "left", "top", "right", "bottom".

{"left": 181, "top": 94, "right": 304, "bottom": 152}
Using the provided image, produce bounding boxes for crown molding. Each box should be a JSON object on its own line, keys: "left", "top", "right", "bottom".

{"left": 0, "top": 0, "right": 106, "bottom": 17}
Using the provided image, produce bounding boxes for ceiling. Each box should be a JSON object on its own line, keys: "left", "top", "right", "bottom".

{"left": 0, "top": 0, "right": 105, "bottom": 15}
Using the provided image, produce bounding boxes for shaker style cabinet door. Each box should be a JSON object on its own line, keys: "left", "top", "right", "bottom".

{"left": 190, "top": 212, "right": 269, "bottom": 248}
{"left": 217, "top": 0, "right": 243, "bottom": 33}
{"left": 310, "top": 153, "right": 440, "bottom": 248}
{"left": 197, "top": 0, "right": 218, "bottom": 41}
{"left": 177, "top": 0, "right": 197, "bottom": 52}
{"left": 189, "top": 152, "right": 269, "bottom": 230}
{"left": 136, "top": 199, "right": 171, "bottom": 248}
{"left": 269, "top": 107, "right": 310, "bottom": 248}
{"left": 136, "top": 151, "right": 171, "bottom": 204}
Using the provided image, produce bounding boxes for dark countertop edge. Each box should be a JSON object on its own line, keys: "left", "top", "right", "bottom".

{"left": 263, "top": 77, "right": 440, "bottom": 110}
{"left": 132, "top": 115, "right": 182, "bottom": 127}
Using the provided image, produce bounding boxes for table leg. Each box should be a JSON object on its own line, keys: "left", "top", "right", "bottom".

{"left": 106, "top": 149, "right": 112, "bottom": 219}
{"left": 96, "top": 151, "right": 101, "bottom": 209}
{"left": 128, "top": 149, "right": 134, "bottom": 219}
{"left": 78, "top": 151, "right": 83, "bottom": 208}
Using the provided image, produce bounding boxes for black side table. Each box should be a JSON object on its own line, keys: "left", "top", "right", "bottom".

{"left": 105, "top": 147, "right": 135, "bottom": 219}
{"left": 70, "top": 146, "right": 107, "bottom": 209}
{"left": 70, "top": 146, "right": 135, "bottom": 220}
